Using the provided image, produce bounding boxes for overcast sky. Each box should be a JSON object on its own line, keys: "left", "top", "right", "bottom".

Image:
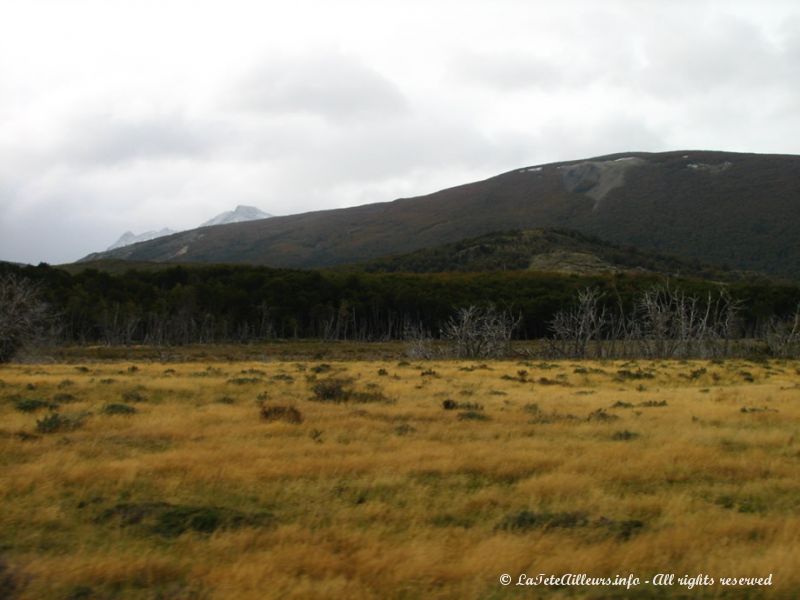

{"left": 1, "top": 0, "right": 799, "bottom": 264}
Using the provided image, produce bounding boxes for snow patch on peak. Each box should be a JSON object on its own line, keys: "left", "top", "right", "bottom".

{"left": 107, "top": 228, "right": 176, "bottom": 250}
{"left": 201, "top": 205, "right": 272, "bottom": 227}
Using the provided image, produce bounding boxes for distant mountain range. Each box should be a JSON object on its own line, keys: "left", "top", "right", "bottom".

{"left": 105, "top": 205, "right": 271, "bottom": 251}
{"left": 83, "top": 151, "right": 800, "bottom": 278}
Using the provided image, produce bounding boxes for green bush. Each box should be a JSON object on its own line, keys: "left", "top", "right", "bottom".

{"left": 14, "top": 398, "right": 57, "bottom": 412}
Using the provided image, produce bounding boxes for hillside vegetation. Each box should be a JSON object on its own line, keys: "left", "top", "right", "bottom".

{"left": 81, "top": 151, "right": 800, "bottom": 278}
{"left": 352, "top": 228, "right": 751, "bottom": 280}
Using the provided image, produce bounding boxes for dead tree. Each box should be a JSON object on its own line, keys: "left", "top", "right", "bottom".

{"left": 549, "top": 284, "right": 741, "bottom": 359}
{"left": 403, "top": 319, "right": 435, "bottom": 359}
{"left": 0, "top": 274, "right": 51, "bottom": 362}
{"left": 764, "top": 304, "right": 800, "bottom": 358}
{"left": 634, "top": 284, "right": 740, "bottom": 358}
{"left": 548, "top": 288, "right": 609, "bottom": 358}
{"left": 441, "top": 304, "right": 520, "bottom": 358}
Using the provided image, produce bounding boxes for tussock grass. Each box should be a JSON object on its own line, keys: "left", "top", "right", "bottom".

{"left": 0, "top": 358, "right": 798, "bottom": 598}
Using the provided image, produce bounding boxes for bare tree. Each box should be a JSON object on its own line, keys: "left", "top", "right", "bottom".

{"left": 635, "top": 284, "right": 740, "bottom": 358}
{"left": 548, "top": 284, "right": 741, "bottom": 359}
{"left": 403, "top": 320, "right": 435, "bottom": 359}
{"left": 764, "top": 304, "right": 800, "bottom": 358}
{"left": 441, "top": 304, "right": 520, "bottom": 358}
{"left": 548, "top": 287, "right": 609, "bottom": 358}
{"left": 0, "top": 274, "right": 51, "bottom": 362}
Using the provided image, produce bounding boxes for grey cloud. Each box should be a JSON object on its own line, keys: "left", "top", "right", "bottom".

{"left": 236, "top": 53, "right": 408, "bottom": 120}
{"left": 273, "top": 115, "right": 530, "bottom": 187}
{"left": 59, "top": 113, "right": 226, "bottom": 166}
{"left": 536, "top": 115, "right": 666, "bottom": 161}
{"left": 451, "top": 52, "right": 567, "bottom": 90}
{"left": 637, "top": 14, "right": 792, "bottom": 97}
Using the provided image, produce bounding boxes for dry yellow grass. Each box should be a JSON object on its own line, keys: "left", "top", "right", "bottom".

{"left": 1, "top": 357, "right": 799, "bottom": 599}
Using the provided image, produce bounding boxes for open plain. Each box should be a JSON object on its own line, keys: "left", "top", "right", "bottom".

{"left": 1, "top": 353, "right": 799, "bottom": 599}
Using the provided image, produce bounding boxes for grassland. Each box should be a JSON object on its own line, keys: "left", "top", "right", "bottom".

{"left": 1, "top": 355, "right": 799, "bottom": 599}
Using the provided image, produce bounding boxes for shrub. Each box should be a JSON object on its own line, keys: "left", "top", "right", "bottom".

{"left": 443, "top": 399, "right": 483, "bottom": 411}
{"left": 612, "top": 430, "right": 640, "bottom": 441}
{"left": 227, "top": 377, "right": 262, "bottom": 385}
{"left": 616, "top": 369, "right": 655, "bottom": 380}
{"left": 394, "top": 423, "right": 416, "bottom": 436}
{"left": 121, "top": 389, "right": 146, "bottom": 403}
{"left": 311, "top": 378, "right": 352, "bottom": 402}
{"left": 98, "top": 502, "right": 273, "bottom": 538}
{"left": 36, "top": 412, "right": 87, "bottom": 433}
{"left": 638, "top": 400, "right": 667, "bottom": 407}
{"left": 309, "top": 378, "right": 391, "bottom": 404}
{"left": 0, "top": 556, "right": 21, "bottom": 599}
{"left": 528, "top": 411, "right": 580, "bottom": 424}
{"left": 351, "top": 390, "right": 392, "bottom": 404}
{"left": 498, "top": 510, "right": 588, "bottom": 532}
{"left": 689, "top": 367, "right": 707, "bottom": 379}
{"left": 103, "top": 403, "right": 137, "bottom": 415}
{"left": 610, "top": 401, "right": 634, "bottom": 408}
{"left": 14, "top": 398, "right": 57, "bottom": 412}
{"left": 52, "top": 393, "right": 77, "bottom": 403}
{"left": 587, "top": 409, "right": 619, "bottom": 422}
{"left": 260, "top": 405, "right": 303, "bottom": 424}
{"left": 240, "top": 368, "right": 265, "bottom": 375}
{"left": 605, "top": 518, "right": 645, "bottom": 540}
{"left": 458, "top": 410, "right": 489, "bottom": 421}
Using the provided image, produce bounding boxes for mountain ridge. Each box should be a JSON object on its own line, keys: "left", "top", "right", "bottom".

{"left": 104, "top": 205, "right": 272, "bottom": 251}
{"left": 108, "top": 228, "right": 177, "bottom": 251}
{"left": 81, "top": 150, "right": 800, "bottom": 278}
{"left": 200, "top": 205, "right": 272, "bottom": 227}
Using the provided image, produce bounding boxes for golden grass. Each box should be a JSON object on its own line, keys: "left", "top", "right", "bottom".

{"left": 1, "top": 357, "right": 799, "bottom": 598}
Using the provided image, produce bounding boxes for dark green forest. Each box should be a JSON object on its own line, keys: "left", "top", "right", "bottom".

{"left": 2, "top": 261, "right": 799, "bottom": 346}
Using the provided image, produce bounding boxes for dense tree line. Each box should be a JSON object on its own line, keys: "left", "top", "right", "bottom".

{"left": 1, "top": 261, "right": 799, "bottom": 349}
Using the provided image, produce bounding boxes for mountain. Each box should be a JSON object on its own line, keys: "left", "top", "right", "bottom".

{"left": 350, "top": 228, "right": 752, "bottom": 280}
{"left": 105, "top": 206, "right": 272, "bottom": 251}
{"left": 107, "top": 228, "right": 177, "bottom": 251}
{"left": 200, "top": 205, "right": 272, "bottom": 227}
{"left": 81, "top": 151, "right": 800, "bottom": 278}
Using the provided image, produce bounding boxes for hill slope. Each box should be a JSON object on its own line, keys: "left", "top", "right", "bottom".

{"left": 350, "top": 228, "right": 753, "bottom": 280}
{"left": 80, "top": 150, "right": 800, "bottom": 278}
